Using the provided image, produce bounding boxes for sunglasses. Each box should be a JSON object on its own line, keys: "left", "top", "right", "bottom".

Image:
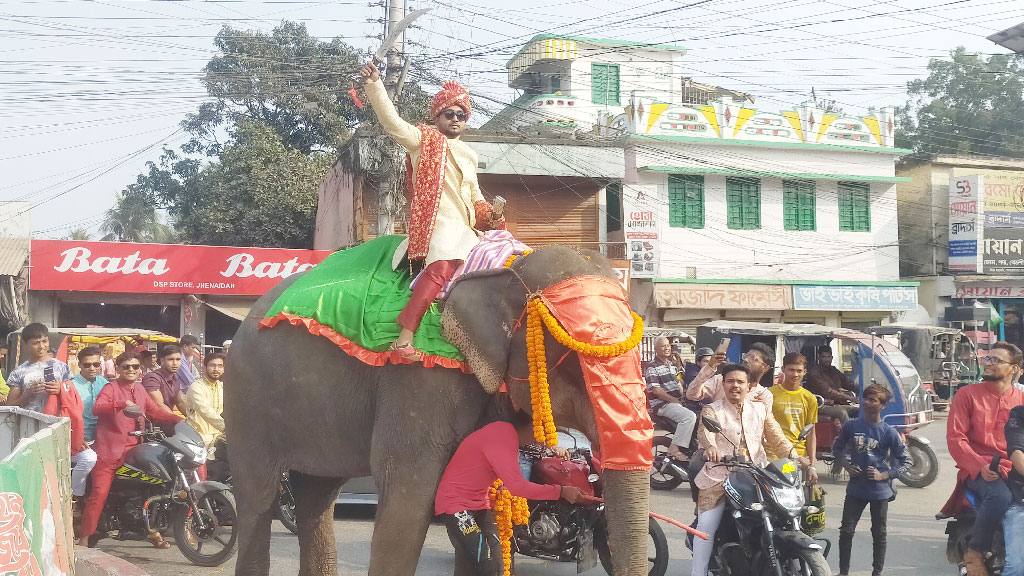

{"left": 80, "top": 362, "right": 102, "bottom": 368}
{"left": 443, "top": 109, "right": 468, "bottom": 121}
{"left": 119, "top": 364, "right": 142, "bottom": 371}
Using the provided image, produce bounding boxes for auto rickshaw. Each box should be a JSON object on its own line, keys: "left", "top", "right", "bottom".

{"left": 695, "top": 320, "right": 939, "bottom": 488}
{"left": 866, "top": 324, "right": 980, "bottom": 412}
{"left": 5, "top": 327, "right": 178, "bottom": 376}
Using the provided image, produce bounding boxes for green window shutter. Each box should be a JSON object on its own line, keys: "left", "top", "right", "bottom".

{"left": 606, "top": 182, "right": 622, "bottom": 233}
{"left": 783, "top": 180, "right": 816, "bottom": 231}
{"left": 668, "top": 175, "right": 704, "bottom": 229}
{"left": 727, "top": 177, "right": 761, "bottom": 230}
{"left": 591, "top": 63, "right": 620, "bottom": 106}
{"left": 838, "top": 182, "right": 871, "bottom": 232}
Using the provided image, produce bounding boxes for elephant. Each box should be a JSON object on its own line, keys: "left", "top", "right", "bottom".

{"left": 225, "top": 245, "right": 651, "bottom": 576}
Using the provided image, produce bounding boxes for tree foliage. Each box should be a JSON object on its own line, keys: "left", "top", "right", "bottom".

{"left": 100, "top": 189, "right": 174, "bottom": 243}
{"left": 897, "top": 47, "right": 1024, "bottom": 158}
{"left": 116, "top": 21, "right": 432, "bottom": 248}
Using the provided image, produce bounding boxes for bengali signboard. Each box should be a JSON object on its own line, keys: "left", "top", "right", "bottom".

{"left": 30, "top": 239, "right": 333, "bottom": 295}
{"left": 952, "top": 168, "right": 1024, "bottom": 220}
{"left": 948, "top": 174, "right": 984, "bottom": 274}
{"left": 982, "top": 228, "right": 1024, "bottom": 274}
{"left": 792, "top": 285, "right": 919, "bottom": 311}
{"left": 654, "top": 283, "right": 792, "bottom": 310}
{"left": 955, "top": 282, "right": 1024, "bottom": 299}
{"left": 621, "top": 185, "right": 660, "bottom": 279}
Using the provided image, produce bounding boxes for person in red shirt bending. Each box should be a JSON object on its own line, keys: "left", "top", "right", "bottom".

{"left": 434, "top": 400, "right": 584, "bottom": 576}
{"left": 945, "top": 341, "right": 1024, "bottom": 576}
{"left": 79, "top": 351, "right": 183, "bottom": 549}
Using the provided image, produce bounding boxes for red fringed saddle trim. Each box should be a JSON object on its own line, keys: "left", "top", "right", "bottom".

{"left": 259, "top": 312, "right": 473, "bottom": 373}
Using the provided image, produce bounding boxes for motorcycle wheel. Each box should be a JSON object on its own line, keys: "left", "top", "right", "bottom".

{"left": 898, "top": 436, "right": 939, "bottom": 488}
{"left": 173, "top": 490, "right": 238, "bottom": 567}
{"left": 776, "top": 549, "right": 830, "bottom": 576}
{"left": 275, "top": 476, "right": 299, "bottom": 535}
{"left": 595, "top": 517, "right": 669, "bottom": 576}
{"left": 650, "top": 436, "right": 684, "bottom": 491}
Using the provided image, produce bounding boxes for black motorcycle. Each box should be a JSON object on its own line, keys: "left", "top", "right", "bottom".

{"left": 692, "top": 417, "right": 831, "bottom": 576}
{"left": 940, "top": 455, "right": 1006, "bottom": 575}
{"left": 93, "top": 420, "right": 238, "bottom": 567}
{"left": 515, "top": 441, "right": 670, "bottom": 576}
{"left": 650, "top": 405, "right": 705, "bottom": 490}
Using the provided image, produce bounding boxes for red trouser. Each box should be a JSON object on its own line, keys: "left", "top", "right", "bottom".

{"left": 81, "top": 455, "right": 124, "bottom": 538}
{"left": 397, "top": 259, "right": 460, "bottom": 332}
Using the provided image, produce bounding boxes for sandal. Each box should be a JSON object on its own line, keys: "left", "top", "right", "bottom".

{"left": 389, "top": 342, "right": 423, "bottom": 361}
{"left": 147, "top": 533, "right": 171, "bottom": 549}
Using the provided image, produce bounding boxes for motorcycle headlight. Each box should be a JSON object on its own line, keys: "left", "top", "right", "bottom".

{"left": 770, "top": 485, "right": 804, "bottom": 514}
{"left": 186, "top": 442, "right": 207, "bottom": 465}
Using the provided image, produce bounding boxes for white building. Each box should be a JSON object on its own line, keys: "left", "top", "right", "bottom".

{"left": 483, "top": 35, "right": 916, "bottom": 333}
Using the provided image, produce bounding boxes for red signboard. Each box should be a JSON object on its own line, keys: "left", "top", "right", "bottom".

{"left": 29, "top": 240, "right": 333, "bottom": 296}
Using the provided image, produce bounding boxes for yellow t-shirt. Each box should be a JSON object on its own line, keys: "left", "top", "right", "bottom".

{"left": 767, "top": 384, "right": 818, "bottom": 457}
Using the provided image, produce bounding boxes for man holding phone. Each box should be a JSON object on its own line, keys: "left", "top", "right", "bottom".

{"left": 5, "top": 323, "right": 72, "bottom": 412}
{"left": 686, "top": 340, "right": 775, "bottom": 408}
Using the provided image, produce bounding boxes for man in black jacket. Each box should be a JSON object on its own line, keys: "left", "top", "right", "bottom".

{"left": 1004, "top": 405, "right": 1024, "bottom": 576}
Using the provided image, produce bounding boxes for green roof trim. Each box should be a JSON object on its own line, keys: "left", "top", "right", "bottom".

{"left": 640, "top": 166, "right": 910, "bottom": 183}
{"left": 506, "top": 34, "right": 687, "bottom": 67}
{"left": 652, "top": 279, "right": 919, "bottom": 287}
{"left": 631, "top": 133, "right": 913, "bottom": 155}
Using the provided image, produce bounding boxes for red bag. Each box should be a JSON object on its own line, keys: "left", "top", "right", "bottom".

{"left": 534, "top": 458, "right": 595, "bottom": 497}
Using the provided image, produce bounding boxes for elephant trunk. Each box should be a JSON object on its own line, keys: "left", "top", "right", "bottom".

{"left": 602, "top": 469, "right": 650, "bottom": 576}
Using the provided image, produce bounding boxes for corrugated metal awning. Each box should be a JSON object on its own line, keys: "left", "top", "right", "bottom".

{"left": 205, "top": 297, "right": 256, "bottom": 322}
{"left": 0, "top": 237, "right": 29, "bottom": 276}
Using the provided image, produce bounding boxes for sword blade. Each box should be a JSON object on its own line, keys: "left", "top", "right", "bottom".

{"left": 374, "top": 7, "right": 431, "bottom": 63}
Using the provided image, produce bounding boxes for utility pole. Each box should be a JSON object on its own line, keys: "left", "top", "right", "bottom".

{"left": 377, "top": 0, "right": 407, "bottom": 237}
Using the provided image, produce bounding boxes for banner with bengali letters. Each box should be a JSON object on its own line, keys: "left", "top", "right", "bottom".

{"left": 792, "top": 285, "right": 919, "bottom": 311}
{"left": 982, "top": 227, "right": 1024, "bottom": 274}
{"left": 621, "top": 185, "right": 660, "bottom": 279}
{"left": 948, "top": 174, "right": 984, "bottom": 274}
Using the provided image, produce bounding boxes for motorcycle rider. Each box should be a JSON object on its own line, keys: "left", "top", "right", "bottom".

{"left": 683, "top": 347, "right": 715, "bottom": 387}
{"left": 805, "top": 346, "right": 858, "bottom": 424}
{"left": 79, "top": 351, "right": 183, "bottom": 548}
{"left": 646, "top": 336, "right": 698, "bottom": 462}
{"left": 1004, "top": 404, "right": 1024, "bottom": 576}
{"left": 686, "top": 342, "right": 774, "bottom": 408}
{"left": 942, "top": 341, "right": 1024, "bottom": 576}
{"left": 435, "top": 396, "right": 584, "bottom": 576}
{"left": 691, "top": 363, "right": 797, "bottom": 576}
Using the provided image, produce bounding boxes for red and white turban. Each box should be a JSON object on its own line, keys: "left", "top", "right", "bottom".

{"left": 430, "top": 81, "right": 471, "bottom": 120}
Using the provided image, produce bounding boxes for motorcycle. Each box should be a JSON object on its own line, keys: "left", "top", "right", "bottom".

{"left": 939, "top": 455, "right": 1006, "bottom": 575}
{"left": 650, "top": 412, "right": 701, "bottom": 491}
{"left": 92, "top": 420, "right": 238, "bottom": 566}
{"left": 515, "top": 440, "right": 670, "bottom": 576}
{"left": 691, "top": 417, "right": 831, "bottom": 576}
{"left": 208, "top": 440, "right": 298, "bottom": 536}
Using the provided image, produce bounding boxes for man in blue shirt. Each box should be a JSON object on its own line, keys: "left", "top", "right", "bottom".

{"left": 833, "top": 383, "right": 912, "bottom": 576}
{"left": 71, "top": 345, "right": 108, "bottom": 502}
{"left": 6, "top": 323, "right": 72, "bottom": 413}
{"left": 175, "top": 334, "right": 200, "bottom": 394}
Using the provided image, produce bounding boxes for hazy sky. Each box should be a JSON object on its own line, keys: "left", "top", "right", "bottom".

{"left": 2, "top": 0, "right": 1022, "bottom": 240}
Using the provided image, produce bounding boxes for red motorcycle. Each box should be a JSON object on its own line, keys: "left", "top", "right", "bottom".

{"left": 515, "top": 441, "right": 669, "bottom": 576}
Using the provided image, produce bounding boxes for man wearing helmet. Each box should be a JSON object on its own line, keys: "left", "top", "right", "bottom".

{"left": 360, "top": 61, "right": 505, "bottom": 361}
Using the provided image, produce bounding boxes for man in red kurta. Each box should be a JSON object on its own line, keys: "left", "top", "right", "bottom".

{"left": 79, "top": 351, "right": 182, "bottom": 548}
{"left": 943, "top": 341, "right": 1024, "bottom": 576}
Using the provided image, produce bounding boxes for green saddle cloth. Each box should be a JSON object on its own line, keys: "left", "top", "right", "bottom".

{"left": 263, "top": 235, "right": 464, "bottom": 362}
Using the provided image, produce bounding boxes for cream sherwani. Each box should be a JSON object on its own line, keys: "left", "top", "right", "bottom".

{"left": 365, "top": 79, "right": 485, "bottom": 266}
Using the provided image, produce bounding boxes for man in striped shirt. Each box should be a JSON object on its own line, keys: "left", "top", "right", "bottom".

{"left": 646, "top": 337, "right": 698, "bottom": 461}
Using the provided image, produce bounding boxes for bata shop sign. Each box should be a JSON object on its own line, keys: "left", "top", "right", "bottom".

{"left": 29, "top": 240, "right": 332, "bottom": 295}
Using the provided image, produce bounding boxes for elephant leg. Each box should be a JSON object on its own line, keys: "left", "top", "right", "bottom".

{"left": 233, "top": 469, "right": 278, "bottom": 576}
{"left": 292, "top": 472, "right": 345, "bottom": 576}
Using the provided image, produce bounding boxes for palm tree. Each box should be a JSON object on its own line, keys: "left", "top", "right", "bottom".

{"left": 100, "top": 189, "right": 175, "bottom": 243}
{"left": 66, "top": 227, "right": 91, "bottom": 241}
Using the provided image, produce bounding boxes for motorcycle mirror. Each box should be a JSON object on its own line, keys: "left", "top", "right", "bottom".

{"left": 702, "top": 416, "right": 723, "bottom": 434}
{"left": 813, "top": 394, "right": 825, "bottom": 408}
{"left": 798, "top": 423, "right": 815, "bottom": 442}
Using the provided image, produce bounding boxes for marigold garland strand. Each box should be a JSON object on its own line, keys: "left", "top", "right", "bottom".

{"left": 490, "top": 480, "right": 530, "bottom": 576}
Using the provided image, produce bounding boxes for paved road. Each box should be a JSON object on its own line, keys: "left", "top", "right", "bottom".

{"left": 98, "top": 414, "right": 958, "bottom": 576}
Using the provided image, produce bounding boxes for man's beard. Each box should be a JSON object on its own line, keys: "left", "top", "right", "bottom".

{"left": 981, "top": 373, "right": 1000, "bottom": 381}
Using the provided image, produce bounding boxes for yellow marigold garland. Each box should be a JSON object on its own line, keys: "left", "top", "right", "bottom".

{"left": 535, "top": 298, "right": 644, "bottom": 358}
{"left": 503, "top": 249, "right": 533, "bottom": 269}
{"left": 527, "top": 299, "right": 558, "bottom": 446}
{"left": 490, "top": 480, "right": 530, "bottom": 576}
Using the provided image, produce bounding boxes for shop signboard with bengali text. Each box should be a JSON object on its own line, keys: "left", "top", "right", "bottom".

{"left": 29, "top": 239, "right": 333, "bottom": 295}
{"left": 792, "top": 285, "right": 919, "bottom": 311}
{"left": 948, "top": 174, "right": 984, "bottom": 274}
{"left": 982, "top": 227, "right": 1024, "bottom": 275}
{"left": 621, "top": 185, "right": 660, "bottom": 279}
{"left": 952, "top": 167, "right": 1024, "bottom": 222}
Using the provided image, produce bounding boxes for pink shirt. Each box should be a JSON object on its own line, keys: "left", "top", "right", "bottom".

{"left": 434, "top": 422, "right": 561, "bottom": 515}
{"left": 947, "top": 382, "right": 1024, "bottom": 480}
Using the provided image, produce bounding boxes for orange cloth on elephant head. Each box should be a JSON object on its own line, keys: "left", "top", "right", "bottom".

{"left": 537, "top": 275, "right": 653, "bottom": 471}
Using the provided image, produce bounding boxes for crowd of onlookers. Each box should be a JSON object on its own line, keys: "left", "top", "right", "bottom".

{"left": 0, "top": 323, "right": 229, "bottom": 549}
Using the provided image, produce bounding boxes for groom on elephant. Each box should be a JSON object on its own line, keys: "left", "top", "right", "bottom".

{"left": 360, "top": 61, "right": 505, "bottom": 362}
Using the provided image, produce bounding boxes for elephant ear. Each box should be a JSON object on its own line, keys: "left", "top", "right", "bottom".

{"left": 441, "top": 268, "right": 526, "bottom": 394}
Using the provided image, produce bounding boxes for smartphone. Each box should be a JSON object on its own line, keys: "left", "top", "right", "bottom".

{"left": 716, "top": 338, "right": 731, "bottom": 354}
{"left": 492, "top": 195, "right": 506, "bottom": 217}
{"left": 44, "top": 365, "right": 54, "bottom": 383}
